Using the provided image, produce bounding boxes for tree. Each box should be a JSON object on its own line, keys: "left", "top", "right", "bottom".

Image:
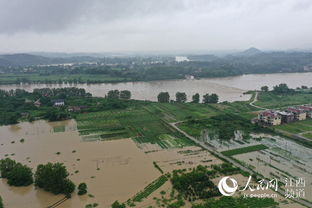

{"left": 7, "top": 163, "right": 33, "bottom": 186}
{"left": 157, "top": 92, "right": 170, "bottom": 103}
{"left": 203, "top": 93, "right": 219, "bottom": 104}
{"left": 111, "top": 201, "right": 126, "bottom": 208}
{"left": 78, "top": 182, "right": 88, "bottom": 195}
{"left": 175, "top": 92, "right": 187, "bottom": 103}
{"left": 0, "top": 158, "right": 16, "bottom": 178}
{"left": 63, "top": 179, "right": 76, "bottom": 198}
{"left": 210, "top": 93, "right": 219, "bottom": 103}
{"left": 107, "top": 90, "right": 120, "bottom": 99}
{"left": 273, "top": 83, "right": 293, "bottom": 94}
{"left": 261, "top": 86, "right": 269, "bottom": 92}
{"left": 35, "top": 162, "right": 75, "bottom": 197}
{"left": 0, "top": 158, "right": 33, "bottom": 187}
{"left": 192, "top": 93, "right": 200, "bottom": 103}
{"left": 120, "top": 90, "right": 131, "bottom": 100}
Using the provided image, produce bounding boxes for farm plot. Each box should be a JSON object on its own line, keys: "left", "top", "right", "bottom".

{"left": 221, "top": 144, "right": 268, "bottom": 156}
{"left": 275, "top": 119, "right": 312, "bottom": 134}
{"left": 76, "top": 109, "right": 193, "bottom": 149}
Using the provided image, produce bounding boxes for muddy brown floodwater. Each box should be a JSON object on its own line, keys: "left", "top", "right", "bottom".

{"left": 0, "top": 120, "right": 160, "bottom": 208}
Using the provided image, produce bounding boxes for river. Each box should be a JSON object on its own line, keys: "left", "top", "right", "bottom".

{"left": 0, "top": 72, "right": 311, "bottom": 102}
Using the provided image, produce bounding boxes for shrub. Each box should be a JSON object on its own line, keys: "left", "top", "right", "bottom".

{"left": 78, "top": 182, "right": 88, "bottom": 195}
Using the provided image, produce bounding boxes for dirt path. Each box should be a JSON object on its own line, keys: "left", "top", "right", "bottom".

{"left": 249, "top": 92, "right": 267, "bottom": 110}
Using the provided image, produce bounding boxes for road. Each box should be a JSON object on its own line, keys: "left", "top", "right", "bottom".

{"left": 249, "top": 92, "right": 267, "bottom": 110}
{"left": 168, "top": 121, "right": 312, "bottom": 208}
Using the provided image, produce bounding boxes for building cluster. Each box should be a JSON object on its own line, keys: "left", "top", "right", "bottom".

{"left": 258, "top": 104, "right": 312, "bottom": 126}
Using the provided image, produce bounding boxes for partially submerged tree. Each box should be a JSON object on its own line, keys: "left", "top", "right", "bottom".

{"left": 35, "top": 162, "right": 75, "bottom": 197}
{"left": 78, "top": 182, "right": 88, "bottom": 195}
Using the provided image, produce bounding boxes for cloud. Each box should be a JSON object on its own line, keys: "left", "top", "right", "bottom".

{"left": 0, "top": 0, "right": 312, "bottom": 52}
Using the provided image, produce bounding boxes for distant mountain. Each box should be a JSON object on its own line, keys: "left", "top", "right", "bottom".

{"left": 0, "top": 54, "right": 53, "bottom": 66}
{"left": 236, "top": 47, "right": 263, "bottom": 57}
{"left": 0, "top": 53, "right": 102, "bottom": 66}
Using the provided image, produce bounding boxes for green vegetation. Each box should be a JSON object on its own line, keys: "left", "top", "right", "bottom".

{"left": 192, "top": 196, "right": 279, "bottom": 208}
{"left": 111, "top": 201, "right": 126, "bottom": 208}
{"left": 275, "top": 119, "right": 312, "bottom": 134}
{"left": 153, "top": 161, "right": 164, "bottom": 174}
{"left": 178, "top": 113, "right": 268, "bottom": 139}
{"left": 128, "top": 174, "right": 169, "bottom": 203}
{"left": 256, "top": 85, "right": 312, "bottom": 108}
{"left": 171, "top": 165, "right": 220, "bottom": 201}
{"left": 76, "top": 107, "right": 193, "bottom": 148}
{"left": 221, "top": 144, "right": 268, "bottom": 156}
{"left": 175, "top": 92, "right": 187, "bottom": 103}
{"left": 203, "top": 93, "right": 219, "bottom": 104}
{"left": 158, "top": 92, "right": 170, "bottom": 103}
{"left": 34, "top": 162, "right": 75, "bottom": 197}
{"left": 78, "top": 182, "right": 88, "bottom": 195}
{"left": 1, "top": 51, "right": 311, "bottom": 85}
{"left": 303, "top": 132, "right": 312, "bottom": 139}
{"left": 0, "top": 158, "right": 33, "bottom": 186}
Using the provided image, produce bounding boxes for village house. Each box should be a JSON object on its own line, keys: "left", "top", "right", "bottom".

{"left": 286, "top": 107, "right": 307, "bottom": 121}
{"left": 297, "top": 105, "right": 312, "bottom": 118}
{"left": 52, "top": 99, "right": 65, "bottom": 107}
{"left": 277, "top": 111, "right": 294, "bottom": 124}
{"left": 258, "top": 111, "right": 282, "bottom": 126}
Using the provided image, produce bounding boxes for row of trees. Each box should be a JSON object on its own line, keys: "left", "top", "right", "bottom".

{"left": 261, "top": 83, "right": 311, "bottom": 94}
{"left": 0, "top": 158, "right": 84, "bottom": 198}
{"left": 157, "top": 92, "right": 219, "bottom": 104}
{"left": 106, "top": 90, "right": 131, "bottom": 100}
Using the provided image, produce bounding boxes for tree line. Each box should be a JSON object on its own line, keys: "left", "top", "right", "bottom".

{"left": 157, "top": 92, "right": 219, "bottom": 104}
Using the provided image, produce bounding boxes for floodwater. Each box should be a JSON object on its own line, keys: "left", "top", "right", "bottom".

{"left": 1, "top": 72, "right": 312, "bottom": 102}
{"left": 0, "top": 120, "right": 224, "bottom": 208}
{"left": 0, "top": 120, "right": 160, "bottom": 208}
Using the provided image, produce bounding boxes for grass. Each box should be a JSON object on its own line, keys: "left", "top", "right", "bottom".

{"left": 302, "top": 133, "right": 312, "bottom": 139}
{"left": 221, "top": 144, "right": 268, "bottom": 156}
{"left": 275, "top": 119, "right": 312, "bottom": 134}
{"left": 255, "top": 92, "right": 312, "bottom": 109}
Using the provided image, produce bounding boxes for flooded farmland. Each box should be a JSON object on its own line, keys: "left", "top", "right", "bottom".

{"left": 0, "top": 119, "right": 223, "bottom": 208}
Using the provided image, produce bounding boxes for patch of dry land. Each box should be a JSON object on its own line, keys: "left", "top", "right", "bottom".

{"left": 0, "top": 119, "right": 222, "bottom": 208}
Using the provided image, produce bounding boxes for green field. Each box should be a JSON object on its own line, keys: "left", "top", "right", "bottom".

{"left": 75, "top": 106, "right": 194, "bottom": 148}
{"left": 303, "top": 133, "right": 312, "bottom": 139}
{"left": 275, "top": 119, "right": 312, "bottom": 134}
{"left": 221, "top": 144, "right": 268, "bottom": 156}
{"left": 255, "top": 92, "right": 312, "bottom": 109}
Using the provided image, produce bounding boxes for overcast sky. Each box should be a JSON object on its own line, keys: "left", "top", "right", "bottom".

{"left": 0, "top": 0, "right": 312, "bottom": 53}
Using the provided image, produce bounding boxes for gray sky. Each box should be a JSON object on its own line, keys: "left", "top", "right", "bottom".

{"left": 0, "top": 0, "right": 312, "bottom": 53}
